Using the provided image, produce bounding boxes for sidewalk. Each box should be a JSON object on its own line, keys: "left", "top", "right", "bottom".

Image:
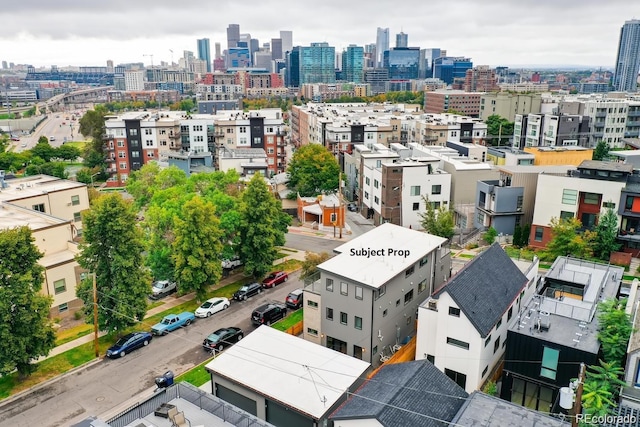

{"left": 43, "top": 247, "right": 307, "bottom": 361}
{"left": 287, "top": 225, "right": 351, "bottom": 241}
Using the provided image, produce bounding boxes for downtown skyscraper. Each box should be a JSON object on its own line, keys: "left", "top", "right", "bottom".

{"left": 613, "top": 19, "right": 640, "bottom": 92}
{"left": 342, "top": 45, "right": 364, "bottom": 83}
{"left": 197, "top": 38, "right": 211, "bottom": 72}
{"left": 376, "top": 27, "right": 389, "bottom": 67}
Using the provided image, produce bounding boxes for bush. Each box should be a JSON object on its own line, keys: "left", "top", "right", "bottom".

{"left": 466, "top": 243, "right": 479, "bottom": 250}
{"left": 74, "top": 311, "right": 83, "bottom": 321}
{"left": 482, "top": 380, "right": 498, "bottom": 396}
{"left": 483, "top": 227, "right": 498, "bottom": 245}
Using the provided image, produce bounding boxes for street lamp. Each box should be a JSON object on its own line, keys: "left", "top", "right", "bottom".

{"left": 90, "top": 172, "right": 100, "bottom": 188}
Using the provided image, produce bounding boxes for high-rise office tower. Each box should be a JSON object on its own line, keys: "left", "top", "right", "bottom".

{"left": 376, "top": 28, "right": 390, "bottom": 67}
{"left": 384, "top": 47, "right": 420, "bottom": 80}
{"left": 396, "top": 32, "right": 408, "bottom": 48}
{"left": 299, "top": 42, "right": 336, "bottom": 84}
{"left": 214, "top": 42, "right": 222, "bottom": 59}
{"left": 613, "top": 19, "right": 640, "bottom": 92}
{"left": 197, "top": 38, "right": 211, "bottom": 72}
{"left": 342, "top": 45, "right": 365, "bottom": 83}
{"left": 227, "top": 24, "right": 240, "bottom": 50}
{"left": 272, "top": 38, "right": 283, "bottom": 60}
{"left": 280, "top": 31, "right": 293, "bottom": 55}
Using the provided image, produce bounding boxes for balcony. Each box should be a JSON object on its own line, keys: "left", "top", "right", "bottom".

{"left": 595, "top": 111, "right": 607, "bottom": 118}
{"left": 102, "top": 134, "right": 114, "bottom": 140}
{"left": 168, "top": 131, "right": 181, "bottom": 139}
{"left": 214, "top": 131, "right": 225, "bottom": 138}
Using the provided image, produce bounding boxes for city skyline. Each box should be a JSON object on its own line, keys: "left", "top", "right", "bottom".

{"left": 1, "top": 1, "right": 639, "bottom": 68}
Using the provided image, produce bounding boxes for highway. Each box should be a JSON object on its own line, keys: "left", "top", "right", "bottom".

{"left": 9, "top": 111, "right": 86, "bottom": 152}
{"left": 0, "top": 272, "right": 303, "bottom": 427}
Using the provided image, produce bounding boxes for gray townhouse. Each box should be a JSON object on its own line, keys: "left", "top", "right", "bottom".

{"left": 303, "top": 223, "right": 451, "bottom": 366}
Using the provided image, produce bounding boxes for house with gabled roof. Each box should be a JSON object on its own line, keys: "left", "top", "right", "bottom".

{"left": 415, "top": 243, "right": 540, "bottom": 392}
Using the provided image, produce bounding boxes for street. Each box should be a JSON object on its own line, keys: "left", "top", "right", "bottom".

{"left": 284, "top": 232, "right": 343, "bottom": 253}
{"left": 0, "top": 272, "right": 303, "bottom": 427}
{"left": 9, "top": 111, "right": 85, "bottom": 152}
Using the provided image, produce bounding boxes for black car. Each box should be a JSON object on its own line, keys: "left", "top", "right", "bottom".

{"left": 347, "top": 203, "right": 358, "bottom": 212}
{"left": 203, "top": 327, "right": 244, "bottom": 352}
{"left": 285, "top": 289, "right": 304, "bottom": 309}
{"left": 106, "top": 331, "right": 153, "bottom": 358}
{"left": 251, "top": 302, "right": 288, "bottom": 326}
{"left": 233, "top": 282, "right": 262, "bottom": 301}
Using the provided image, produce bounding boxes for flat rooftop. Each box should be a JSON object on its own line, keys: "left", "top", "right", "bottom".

{"left": 319, "top": 223, "right": 447, "bottom": 289}
{"left": 0, "top": 202, "right": 68, "bottom": 230}
{"left": 0, "top": 175, "right": 85, "bottom": 202}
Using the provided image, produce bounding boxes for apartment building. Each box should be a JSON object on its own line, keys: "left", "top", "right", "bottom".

{"left": 416, "top": 244, "right": 539, "bottom": 393}
{"left": 424, "top": 90, "right": 482, "bottom": 117}
{"left": 463, "top": 65, "right": 499, "bottom": 92}
{"left": 513, "top": 113, "right": 591, "bottom": 149}
{"left": 303, "top": 223, "right": 451, "bottom": 366}
{"left": 479, "top": 92, "right": 542, "bottom": 122}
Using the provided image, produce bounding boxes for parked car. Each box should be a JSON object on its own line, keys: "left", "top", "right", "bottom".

{"left": 202, "top": 327, "right": 244, "bottom": 352}
{"left": 49, "top": 136, "right": 55, "bottom": 141}
{"left": 151, "top": 312, "right": 195, "bottom": 336}
{"left": 261, "top": 271, "right": 288, "bottom": 288}
{"left": 347, "top": 203, "right": 358, "bottom": 212}
{"left": 106, "top": 331, "right": 152, "bottom": 358}
{"left": 285, "top": 289, "right": 304, "bottom": 309}
{"left": 195, "top": 297, "right": 230, "bottom": 318}
{"left": 222, "top": 256, "right": 243, "bottom": 270}
{"left": 151, "top": 280, "right": 177, "bottom": 299}
{"left": 232, "top": 282, "right": 263, "bottom": 301}
{"left": 251, "top": 302, "right": 288, "bottom": 326}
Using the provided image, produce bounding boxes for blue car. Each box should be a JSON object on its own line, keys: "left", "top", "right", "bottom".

{"left": 106, "top": 331, "right": 153, "bottom": 358}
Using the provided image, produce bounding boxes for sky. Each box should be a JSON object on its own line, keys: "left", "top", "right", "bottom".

{"left": 1, "top": 0, "right": 639, "bottom": 69}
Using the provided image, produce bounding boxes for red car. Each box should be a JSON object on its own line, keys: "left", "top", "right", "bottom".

{"left": 262, "top": 271, "right": 288, "bottom": 288}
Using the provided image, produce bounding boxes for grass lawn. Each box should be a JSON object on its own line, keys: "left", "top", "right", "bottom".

{"left": 456, "top": 253, "right": 475, "bottom": 259}
{"left": 274, "top": 252, "right": 288, "bottom": 260}
{"left": 278, "top": 259, "right": 303, "bottom": 272}
{"left": 61, "top": 141, "right": 86, "bottom": 151}
{"left": 175, "top": 358, "right": 214, "bottom": 387}
{"left": 272, "top": 309, "right": 303, "bottom": 332}
{"left": 55, "top": 324, "right": 94, "bottom": 346}
{"left": 147, "top": 300, "right": 165, "bottom": 311}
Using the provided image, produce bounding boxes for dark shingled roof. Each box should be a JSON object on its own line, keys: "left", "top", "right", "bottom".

{"left": 433, "top": 243, "right": 528, "bottom": 338}
{"left": 330, "top": 360, "right": 468, "bottom": 427}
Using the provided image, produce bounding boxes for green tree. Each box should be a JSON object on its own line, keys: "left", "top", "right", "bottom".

{"left": 301, "top": 252, "right": 331, "bottom": 280}
{"left": 0, "top": 227, "right": 55, "bottom": 376}
{"left": 173, "top": 196, "right": 223, "bottom": 301}
{"left": 593, "top": 206, "right": 621, "bottom": 261}
{"left": 593, "top": 141, "right": 610, "bottom": 161}
{"left": 582, "top": 360, "right": 626, "bottom": 419}
{"left": 76, "top": 193, "right": 151, "bottom": 334}
{"left": 597, "top": 298, "right": 632, "bottom": 365}
{"left": 54, "top": 144, "right": 81, "bottom": 161}
{"left": 30, "top": 140, "right": 56, "bottom": 162}
{"left": 485, "top": 114, "right": 514, "bottom": 146}
{"left": 79, "top": 108, "right": 107, "bottom": 142}
{"left": 76, "top": 167, "right": 96, "bottom": 185}
{"left": 544, "top": 217, "right": 593, "bottom": 260}
{"left": 287, "top": 144, "right": 340, "bottom": 196}
{"left": 418, "top": 197, "right": 455, "bottom": 239}
{"left": 239, "top": 174, "right": 291, "bottom": 278}
{"left": 483, "top": 227, "right": 498, "bottom": 244}
{"left": 126, "top": 162, "right": 164, "bottom": 209}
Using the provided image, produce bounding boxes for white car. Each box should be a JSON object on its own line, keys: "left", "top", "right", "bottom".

{"left": 195, "top": 297, "right": 230, "bottom": 318}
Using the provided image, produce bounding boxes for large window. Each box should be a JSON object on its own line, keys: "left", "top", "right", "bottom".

{"left": 446, "top": 337, "right": 470, "bottom": 350}
{"left": 583, "top": 193, "right": 600, "bottom": 205}
{"left": 431, "top": 185, "right": 442, "bottom": 195}
{"left": 534, "top": 227, "right": 544, "bottom": 242}
{"left": 326, "top": 279, "right": 333, "bottom": 292}
{"left": 54, "top": 279, "right": 66, "bottom": 294}
{"left": 540, "top": 347, "right": 560, "bottom": 380}
{"left": 410, "top": 185, "right": 421, "bottom": 196}
{"left": 560, "top": 211, "right": 574, "bottom": 220}
{"left": 562, "top": 189, "right": 578, "bottom": 205}
{"left": 355, "top": 286, "right": 363, "bottom": 300}
{"left": 404, "top": 290, "right": 414, "bottom": 305}
{"left": 340, "top": 282, "right": 348, "bottom": 296}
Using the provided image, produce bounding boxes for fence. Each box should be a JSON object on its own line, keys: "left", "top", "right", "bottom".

{"left": 284, "top": 320, "right": 303, "bottom": 336}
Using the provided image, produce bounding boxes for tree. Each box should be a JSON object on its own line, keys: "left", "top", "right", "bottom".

{"left": 597, "top": 298, "right": 632, "bottom": 365}
{"left": 419, "top": 197, "right": 454, "bottom": 239}
{"left": 485, "top": 114, "right": 514, "bottom": 146}
{"left": 581, "top": 360, "right": 626, "bottom": 419}
{"left": 483, "top": 227, "right": 498, "bottom": 245}
{"left": 79, "top": 108, "right": 107, "bottom": 142}
{"left": 76, "top": 193, "right": 151, "bottom": 334}
{"left": 544, "top": 217, "right": 593, "bottom": 260}
{"left": 30, "top": 140, "right": 56, "bottom": 162}
{"left": 239, "top": 174, "right": 291, "bottom": 278}
{"left": 54, "top": 144, "right": 81, "bottom": 161}
{"left": 287, "top": 144, "right": 340, "bottom": 196}
{"left": 172, "top": 196, "right": 223, "bottom": 302}
{"left": 593, "top": 206, "right": 621, "bottom": 261}
{"left": 0, "top": 227, "right": 55, "bottom": 376}
{"left": 301, "top": 252, "right": 331, "bottom": 281}
{"left": 593, "top": 141, "right": 609, "bottom": 161}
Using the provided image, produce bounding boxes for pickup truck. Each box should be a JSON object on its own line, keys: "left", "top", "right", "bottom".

{"left": 151, "top": 312, "right": 195, "bottom": 336}
{"left": 151, "top": 280, "right": 177, "bottom": 299}
{"left": 222, "top": 256, "right": 243, "bottom": 270}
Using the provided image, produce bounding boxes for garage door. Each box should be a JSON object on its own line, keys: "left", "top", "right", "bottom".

{"left": 266, "top": 398, "right": 314, "bottom": 427}
{"left": 215, "top": 384, "right": 257, "bottom": 416}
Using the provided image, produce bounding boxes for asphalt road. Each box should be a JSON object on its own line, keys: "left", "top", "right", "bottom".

{"left": 284, "top": 232, "right": 344, "bottom": 253}
{"left": 9, "top": 111, "right": 85, "bottom": 152}
{"left": 0, "top": 272, "right": 303, "bottom": 427}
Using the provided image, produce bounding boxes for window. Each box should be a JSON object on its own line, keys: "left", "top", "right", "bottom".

{"left": 603, "top": 201, "right": 616, "bottom": 209}
{"left": 307, "top": 300, "right": 318, "bottom": 308}
{"left": 340, "top": 312, "right": 348, "bottom": 325}
{"left": 482, "top": 366, "right": 489, "bottom": 377}
{"left": 131, "top": 151, "right": 140, "bottom": 158}
{"left": 583, "top": 193, "right": 600, "bottom": 205}
{"left": 494, "top": 336, "right": 501, "bottom": 353}
{"left": 418, "top": 279, "right": 428, "bottom": 294}
{"left": 307, "top": 328, "right": 318, "bottom": 336}
{"left": 404, "top": 290, "right": 414, "bottom": 305}
{"left": 485, "top": 335, "right": 492, "bottom": 347}
{"left": 355, "top": 286, "right": 363, "bottom": 300}
{"left": 355, "top": 316, "right": 362, "bottom": 330}
{"left": 74, "top": 212, "right": 82, "bottom": 222}
{"left": 562, "top": 189, "right": 578, "bottom": 205}
{"left": 405, "top": 266, "right": 415, "bottom": 277}
{"left": 560, "top": 211, "right": 574, "bottom": 220}
{"left": 71, "top": 195, "right": 80, "bottom": 206}
{"left": 445, "top": 368, "right": 467, "bottom": 389}
{"left": 119, "top": 162, "right": 127, "bottom": 170}
{"left": 326, "top": 279, "right": 333, "bottom": 292}
{"left": 410, "top": 185, "right": 421, "bottom": 196}
{"left": 33, "top": 203, "right": 45, "bottom": 213}
{"left": 447, "top": 337, "right": 469, "bottom": 350}
{"left": 58, "top": 303, "right": 68, "bottom": 313}
{"left": 147, "top": 152, "right": 155, "bottom": 158}
{"left": 365, "top": 177, "right": 370, "bottom": 185}
{"left": 449, "top": 307, "right": 460, "bottom": 317}
{"left": 534, "top": 227, "right": 544, "bottom": 242}
{"left": 431, "top": 184, "right": 442, "bottom": 195}
{"left": 364, "top": 191, "right": 369, "bottom": 200}
{"left": 374, "top": 179, "right": 379, "bottom": 189}
{"left": 326, "top": 308, "right": 334, "bottom": 320}
{"left": 375, "top": 285, "right": 386, "bottom": 300}
{"left": 118, "top": 151, "right": 126, "bottom": 158}
{"left": 412, "top": 202, "right": 419, "bottom": 211}
{"left": 340, "top": 282, "right": 348, "bottom": 296}
{"left": 54, "top": 279, "right": 66, "bottom": 294}
{"left": 540, "top": 347, "right": 560, "bottom": 380}
{"left": 129, "top": 129, "right": 138, "bottom": 136}
{"left": 374, "top": 196, "right": 379, "bottom": 204}
{"left": 330, "top": 213, "right": 337, "bottom": 222}
{"left": 420, "top": 255, "right": 429, "bottom": 267}
{"left": 508, "top": 306, "right": 513, "bottom": 321}
{"left": 496, "top": 318, "right": 502, "bottom": 329}
{"left": 383, "top": 309, "right": 388, "bottom": 317}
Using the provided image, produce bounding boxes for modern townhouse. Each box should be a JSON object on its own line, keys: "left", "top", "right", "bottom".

{"left": 522, "top": 145, "right": 593, "bottom": 166}
{"left": 303, "top": 223, "right": 451, "bottom": 366}
{"left": 416, "top": 243, "right": 539, "bottom": 393}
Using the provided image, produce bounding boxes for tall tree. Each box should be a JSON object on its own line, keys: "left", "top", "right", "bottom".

{"left": 597, "top": 298, "right": 632, "bottom": 365}
{"left": 544, "top": 217, "right": 593, "bottom": 260}
{"left": 582, "top": 360, "right": 626, "bottom": 419}
{"left": 172, "top": 196, "right": 223, "bottom": 301}
{"left": 30, "top": 139, "right": 56, "bottom": 162}
{"left": 593, "top": 206, "right": 621, "bottom": 261}
{"left": 485, "top": 114, "right": 514, "bottom": 146}
{"left": 419, "top": 197, "right": 455, "bottom": 239}
{"left": 76, "top": 193, "right": 151, "bottom": 334}
{"left": 0, "top": 227, "right": 55, "bottom": 376}
{"left": 79, "top": 107, "right": 107, "bottom": 170}
{"left": 239, "top": 174, "right": 291, "bottom": 278}
{"left": 287, "top": 144, "right": 340, "bottom": 196}
{"left": 592, "top": 140, "right": 610, "bottom": 161}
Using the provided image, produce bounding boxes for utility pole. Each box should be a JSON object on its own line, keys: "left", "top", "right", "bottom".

{"left": 93, "top": 273, "right": 99, "bottom": 358}
{"left": 571, "top": 362, "right": 586, "bottom": 427}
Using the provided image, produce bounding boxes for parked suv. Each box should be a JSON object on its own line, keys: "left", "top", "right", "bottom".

{"left": 222, "top": 256, "right": 243, "bottom": 270}
{"left": 285, "top": 289, "right": 304, "bottom": 309}
{"left": 251, "top": 302, "right": 287, "bottom": 326}
{"left": 233, "top": 282, "right": 262, "bottom": 301}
